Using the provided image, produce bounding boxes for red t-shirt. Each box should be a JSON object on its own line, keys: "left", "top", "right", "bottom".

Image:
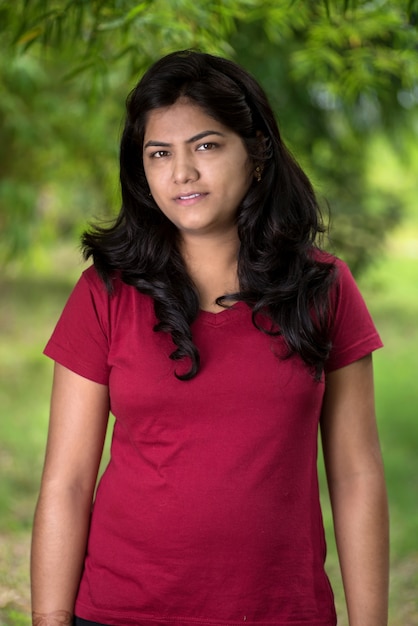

{"left": 44, "top": 257, "right": 382, "bottom": 626}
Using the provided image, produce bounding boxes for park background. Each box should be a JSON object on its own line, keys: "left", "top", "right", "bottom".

{"left": 0, "top": 1, "right": 417, "bottom": 624}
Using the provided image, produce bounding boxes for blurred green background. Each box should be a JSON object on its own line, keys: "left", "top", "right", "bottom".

{"left": 1, "top": 1, "right": 417, "bottom": 624}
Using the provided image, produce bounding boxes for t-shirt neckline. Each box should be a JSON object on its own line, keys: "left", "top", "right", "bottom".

{"left": 197, "top": 301, "right": 247, "bottom": 326}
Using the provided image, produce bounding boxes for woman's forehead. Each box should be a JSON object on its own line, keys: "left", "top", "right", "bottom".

{"left": 143, "top": 100, "right": 231, "bottom": 144}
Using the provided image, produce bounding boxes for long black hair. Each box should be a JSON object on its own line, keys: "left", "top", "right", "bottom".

{"left": 82, "top": 50, "right": 336, "bottom": 380}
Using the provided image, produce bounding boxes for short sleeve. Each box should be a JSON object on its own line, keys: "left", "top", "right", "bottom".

{"left": 44, "top": 266, "right": 111, "bottom": 385}
{"left": 325, "top": 259, "right": 383, "bottom": 373}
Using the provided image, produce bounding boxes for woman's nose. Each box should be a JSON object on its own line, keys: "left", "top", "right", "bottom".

{"left": 172, "top": 155, "right": 199, "bottom": 184}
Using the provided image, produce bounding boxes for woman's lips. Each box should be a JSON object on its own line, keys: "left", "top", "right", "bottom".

{"left": 175, "top": 192, "right": 208, "bottom": 205}
{"left": 179, "top": 193, "right": 200, "bottom": 200}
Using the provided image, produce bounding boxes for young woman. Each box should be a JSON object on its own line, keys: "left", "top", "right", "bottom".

{"left": 31, "top": 50, "right": 389, "bottom": 626}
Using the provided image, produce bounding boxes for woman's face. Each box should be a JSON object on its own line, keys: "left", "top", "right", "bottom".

{"left": 142, "top": 99, "right": 253, "bottom": 241}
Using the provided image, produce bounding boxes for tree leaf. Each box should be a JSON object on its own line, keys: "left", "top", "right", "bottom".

{"left": 16, "top": 27, "right": 43, "bottom": 45}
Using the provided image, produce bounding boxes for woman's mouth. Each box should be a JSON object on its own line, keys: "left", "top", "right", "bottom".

{"left": 178, "top": 193, "right": 201, "bottom": 200}
{"left": 175, "top": 192, "right": 207, "bottom": 204}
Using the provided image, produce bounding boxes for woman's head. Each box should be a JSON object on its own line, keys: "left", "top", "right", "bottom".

{"left": 120, "top": 51, "right": 275, "bottom": 223}
{"left": 120, "top": 50, "right": 320, "bottom": 252}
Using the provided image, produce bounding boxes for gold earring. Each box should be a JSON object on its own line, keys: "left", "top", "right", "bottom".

{"left": 254, "top": 166, "right": 262, "bottom": 183}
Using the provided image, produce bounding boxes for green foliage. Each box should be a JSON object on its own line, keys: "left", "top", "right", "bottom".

{"left": 291, "top": 3, "right": 417, "bottom": 91}
{"left": 11, "top": 0, "right": 242, "bottom": 75}
{"left": 0, "top": 46, "right": 122, "bottom": 263}
{"left": 0, "top": 0, "right": 253, "bottom": 265}
{"left": 0, "top": 0, "right": 417, "bottom": 269}
{"left": 229, "top": 1, "right": 418, "bottom": 270}
{"left": 10, "top": 0, "right": 418, "bottom": 99}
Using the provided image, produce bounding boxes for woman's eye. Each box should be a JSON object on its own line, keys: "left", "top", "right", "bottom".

{"left": 197, "top": 142, "right": 217, "bottom": 151}
{"left": 151, "top": 150, "right": 169, "bottom": 158}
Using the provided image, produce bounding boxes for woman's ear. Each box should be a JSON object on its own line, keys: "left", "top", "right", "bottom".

{"left": 256, "top": 130, "right": 266, "bottom": 151}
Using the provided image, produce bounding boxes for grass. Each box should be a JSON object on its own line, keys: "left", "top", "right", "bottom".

{"left": 0, "top": 232, "right": 417, "bottom": 625}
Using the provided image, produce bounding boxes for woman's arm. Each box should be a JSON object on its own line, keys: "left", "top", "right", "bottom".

{"left": 31, "top": 363, "right": 110, "bottom": 626}
{"left": 321, "top": 354, "right": 389, "bottom": 626}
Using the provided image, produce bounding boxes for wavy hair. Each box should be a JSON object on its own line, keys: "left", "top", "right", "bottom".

{"left": 82, "top": 50, "right": 336, "bottom": 380}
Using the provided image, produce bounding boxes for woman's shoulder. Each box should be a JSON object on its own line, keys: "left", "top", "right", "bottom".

{"left": 80, "top": 264, "right": 153, "bottom": 315}
{"left": 81, "top": 263, "right": 105, "bottom": 286}
{"left": 81, "top": 264, "right": 131, "bottom": 297}
{"left": 311, "top": 248, "right": 351, "bottom": 279}
{"left": 311, "top": 247, "right": 340, "bottom": 265}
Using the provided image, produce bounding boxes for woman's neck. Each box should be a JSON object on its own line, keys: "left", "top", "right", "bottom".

{"left": 180, "top": 231, "right": 240, "bottom": 313}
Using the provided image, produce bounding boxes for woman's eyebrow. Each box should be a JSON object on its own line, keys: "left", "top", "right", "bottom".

{"left": 186, "top": 130, "right": 226, "bottom": 143}
{"left": 144, "top": 130, "right": 226, "bottom": 149}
